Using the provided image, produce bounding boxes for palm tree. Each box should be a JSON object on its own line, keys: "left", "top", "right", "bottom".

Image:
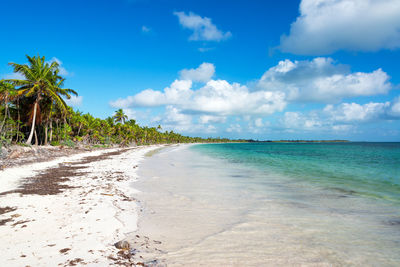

{"left": 4, "top": 55, "right": 77, "bottom": 145}
{"left": 113, "top": 109, "right": 128, "bottom": 124}
{"left": 0, "top": 81, "right": 17, "bottom": 134}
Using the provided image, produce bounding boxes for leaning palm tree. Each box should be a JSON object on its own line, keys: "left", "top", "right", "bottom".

{"left": 113, "top": 109, "right": 128, "bottom": 124}
{"left": 4, "top": 55, "right": 77, "bottom": 145}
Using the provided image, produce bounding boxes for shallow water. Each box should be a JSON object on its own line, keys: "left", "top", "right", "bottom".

{"left": 134, "top": 143, "right": 400, "bottom": 266}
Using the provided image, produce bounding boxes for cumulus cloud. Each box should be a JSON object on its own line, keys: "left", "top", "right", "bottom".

{"left": 254, "top": 118, "right": 264, "bottom": 128}
{"left": 280, "top": 0, "right": 400, "bottom": 55}
{"left": 154, "top": 106, "right": 217, "bottom": 133}
{"left": 258, "top": 57, "right": 391, "bottom": 103}
{"left": 246, "top": 118, "right": 270, "bottom": 134}
{"left": 388, "top": 97, "right": 400, "bottom": 117}
{"left": 227, "top": 124, "right": 242, "bottom": 133}
{"left": 174, "top": 11, "right": 231, "bottom": 42}
{"left": 280, "top": 97, "right": 400, "bottom": 132}
{"left": 324, "top": 98, "right": 400, "bottom": 122}
{"left": 179, "top": 63, "right": 215, "bottom": 82}
{"left": 162, "top": 105, "right": 192, "bottom": 126}
{"left": 111, "top": 62, "right": 287, "bottom": 116}
{"left": 110, "top": 79, "right": 193, "bottom": 108}
{"left": 199, "top": 115, "right": 226, "bottom": 124}
{"left": 65, "top": 95, "right": 83, "bottom": 107}
{"left": 110, "top": 60, "right": 397, "bottom": 136}
{"left": 189, "top": 80, "right": 286, "bottom": 115}
{"left": 123, "top": 108, "right": 136, "bottom": 119}
{"left": 281, "top": 111, "right": 322, "bottom": 131}
{"left": 114, "top": 79, "right": 286, "bottom": 116}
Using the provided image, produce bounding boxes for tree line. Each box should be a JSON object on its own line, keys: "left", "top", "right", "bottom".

{"left": 0, "top": 55, "right": 234, "bottom": 147}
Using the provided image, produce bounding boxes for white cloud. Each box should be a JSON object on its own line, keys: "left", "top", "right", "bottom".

{"left": 110, "top": 79, "right": 193, "bottom": 108}
{"left": 109, "top": 95, "right": 136, "bottom": 108}
{"left": 258, "top": 57, "right": 391, "bottom": 103}
{"left": 179, "top": 62, "right": 215, "bottom": 82}
{"left": 254, "top": 118, "right": 264, "bottom": 128}
{"left": 227, "top": 124, "right": 242, "bottom": 133}
{"left": 111, "top": 62, "right": 287, "bottom": 117}
{"left": 155, "top": 106, "right": 217, "bottom": 134}
{"left": 388, "top": 97, "right": 400, "bottom": 117}
{"left": 188, "top": 80, "right": 286, "bottom": 115}
{"left": 163, "top": 105, "right": 192, "bottom": 126}
{"left": 127, "top": 79, "right": 286, "bottom": 116}
{"left": 174, "top": 11, "right": 231, "bottom": 42}
{"left": 199, "top": 115, "right": 226, "bottom": 124}
{"left": 280, "top": 0, "right": 400, "bottom": 55}
{"left": 324, "top": 98, "right": 400, "bottom": 122}
{"left": 281, "top": 111, "right": 322, "bottom": 131}
{"left": 280, "top": 97, "right": 400, "bottom": 133}
{"left": 123, "top": 108, "right": 136, "bottom": 119}
{"left": 65, "top": 95, "right": 83, "bottom": 107}
{"left": 109, "top": 60, "right": 398, "bottom": 137}
{"left": 246, "top": 118, "right": 270, "bottom": 134}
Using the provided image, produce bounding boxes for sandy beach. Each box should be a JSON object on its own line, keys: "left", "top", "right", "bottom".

{"left": 0, "top": 145, "right": 165, "bottom": 267}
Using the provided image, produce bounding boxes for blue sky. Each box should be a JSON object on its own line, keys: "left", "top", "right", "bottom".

{"left": 1, "top": 0, "right": 400, "bottom": 141}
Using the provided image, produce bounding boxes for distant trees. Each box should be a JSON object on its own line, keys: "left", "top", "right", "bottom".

{"left": 0, "top": 55, "right": 234, "bottom": 147}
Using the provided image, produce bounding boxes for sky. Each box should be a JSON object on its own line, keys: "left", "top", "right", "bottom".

{"left": 1, "top": 0, "right": 400, "bottom": 141}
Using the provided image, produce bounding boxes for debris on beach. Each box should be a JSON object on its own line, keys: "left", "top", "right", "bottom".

{"left": 115, "top": 240, "right": 131, "bottom": 250}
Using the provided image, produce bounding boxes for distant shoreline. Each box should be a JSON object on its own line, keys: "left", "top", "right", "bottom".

{"left": 233, "top": 139, "right": 350, "bottom": 143}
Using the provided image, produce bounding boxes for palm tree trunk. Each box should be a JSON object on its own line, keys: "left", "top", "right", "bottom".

{"left": 34, "top": 129, "right": 38, "bottom": 146}
{"left": 44, "top": 122, "right": 48, "bottom": 145}
{"left": 56, "top": 120, "right": 60, "bottom": 141}
{"left": 49, "top": 119, "right": 53, "bottom": 142}
{"left": 16, "top": 99, "right": 20, "bottom": 143}
{"left": 26, "top": 101, "right": 38, "bottom": 145}
{"left": 0, "top": 104, "right": 7, "bottom": 135}
{"left": 77, "top": 123, "right": 82, "bottom": 136}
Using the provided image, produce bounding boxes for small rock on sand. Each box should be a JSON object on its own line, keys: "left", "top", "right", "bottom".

{"left": 114, "top": 240, "right": 131, "bottom": 250}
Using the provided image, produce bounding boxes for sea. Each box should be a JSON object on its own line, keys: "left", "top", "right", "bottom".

{"left": 134, "top": 142, "right": 400, "bottom": 266}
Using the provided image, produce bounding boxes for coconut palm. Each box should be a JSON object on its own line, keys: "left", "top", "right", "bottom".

{"left": 0, "top": 81, "right": 17, "bottom": 134}
{"left": 113, "top": 109, "right": 128, "bottom": 124}
{"left": 4, "top": 55, "right": 77, "bottom": 144}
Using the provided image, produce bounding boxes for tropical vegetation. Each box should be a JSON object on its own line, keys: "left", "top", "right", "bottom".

{"left": 0, "top": 55, "right": 233, "bottom": 148}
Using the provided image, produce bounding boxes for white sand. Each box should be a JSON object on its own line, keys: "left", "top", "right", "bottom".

{"left": 0, "top": 145, "right": 164, "bottom": 266}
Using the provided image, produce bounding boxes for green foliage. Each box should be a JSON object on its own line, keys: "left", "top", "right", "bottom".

{"left": 51, "top": 141, "right": 60, "bottom": 146}
{"left": 61, "top": 139, "right": 75, "bottom": 148}
{"left": 16, "top": 142, "right": 31, "bottom": 147}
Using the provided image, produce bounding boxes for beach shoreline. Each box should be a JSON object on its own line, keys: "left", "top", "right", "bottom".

{"left": 131, "top": 142, "right": 400, "bottom": 266}
{"left": 0, "top": 144, "right": 167, "bottom": 266}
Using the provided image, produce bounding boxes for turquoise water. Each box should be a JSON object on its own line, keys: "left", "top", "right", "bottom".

{"left": 193, "top": 142, "right": 400, "bottom": 204}
{"left": 135, "top": 143, "right": 400, "bottom": 266}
